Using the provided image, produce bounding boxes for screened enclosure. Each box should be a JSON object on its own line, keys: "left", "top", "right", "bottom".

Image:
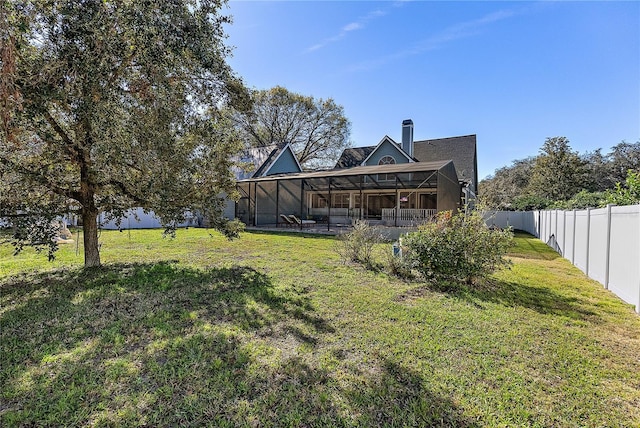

{"left": 234, "top": 160, "right": 462, "bottom": 228}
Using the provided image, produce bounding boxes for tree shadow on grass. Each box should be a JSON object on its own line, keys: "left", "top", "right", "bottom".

{"left": 339, "top": 358, "right": 479, "bottom": 427}
{"left": 246, "top": 229, "right": 337, "bottom": 241}
{"left": 443, "top": 279, "right": 599, "bottom": 321}
{"left": 0, "top": 262, "right": 334, "bottom": 426}
{"left": 0, "top": 262, "right": 476, "bottom": 427}
{"left": 218, "top": 354, "right": 477, "bottom": 427}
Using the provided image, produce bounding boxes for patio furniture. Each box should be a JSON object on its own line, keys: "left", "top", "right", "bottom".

{"left": 279, "top": 214, "right": 295, "bottom": 228}
{"left": 289, "top": 215, "right": 316, "bottom": 228}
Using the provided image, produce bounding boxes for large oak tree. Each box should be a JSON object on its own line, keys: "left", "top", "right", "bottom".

{"left": 228, "top": 86, "right": 351, "bottom": 169}
{"left": 1, "top": 0, "right": 249, "bottom": 267}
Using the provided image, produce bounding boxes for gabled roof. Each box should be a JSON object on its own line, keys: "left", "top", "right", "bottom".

{"left": 332, "top": 132, "right": 477, "bottom": 193}
{"left": 360, "top": 136, "right": 414, "bottom": 166}
{"left": 233, "top": 146, "right": 277, "bottom": 180}
{"left": 252, "top": 143, "right": 302, "bottom": 178}
{"left": 334, "top": 146, "right": 375, "bottom": 169}
{"left": 413, "top": 134, "right": 477, "bottom": 191}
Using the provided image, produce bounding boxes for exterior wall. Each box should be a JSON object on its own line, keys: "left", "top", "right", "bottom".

{"left": 484, "top": 206, "right": 640, "bottom": 314}
{"left": 364, "top": 139, "right": 410, "bottom": 166}
{"left": 436, "top": 162, "right": 461, "bottom": 212}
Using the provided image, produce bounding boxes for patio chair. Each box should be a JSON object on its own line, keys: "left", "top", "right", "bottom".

{"left": 279, "top": 214, "right": 295, "bottom": 228}
{"left": 289, "top": 215, "right": 316, "bottom": 228}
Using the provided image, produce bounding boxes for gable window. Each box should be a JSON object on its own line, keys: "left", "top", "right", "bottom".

{"left": 378, "top": 155, "right": 396, "bottom": 181}
{"left": 378, "top": 156, "right": 396, "bottom": 165}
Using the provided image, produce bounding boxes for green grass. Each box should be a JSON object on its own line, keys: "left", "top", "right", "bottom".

{"left": 1, "top": 228, "right": 639, "bottom": 427}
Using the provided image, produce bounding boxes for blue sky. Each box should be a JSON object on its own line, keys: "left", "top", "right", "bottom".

{"left": 223, "top": 1, "right": 639, "bottom": 180}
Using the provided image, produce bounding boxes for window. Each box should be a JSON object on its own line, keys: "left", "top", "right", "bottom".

{"left": 399, "top": 192, "right": 416, "bottom": 209}
{"left": 378, "top": 156, "right": 396, "bottom": 165}
{"left": 378, "top": 156, "right": 396, "bottom": 181}
{"left": 331, "top": 193, "right": 350, "bottom": 208}
{"left": 311, "top": 194, "right": 328, "bottom": 208}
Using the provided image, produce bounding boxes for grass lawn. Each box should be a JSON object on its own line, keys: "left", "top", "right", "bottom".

{"left": 1, "top": 229, "right": 639, "bottom": 427}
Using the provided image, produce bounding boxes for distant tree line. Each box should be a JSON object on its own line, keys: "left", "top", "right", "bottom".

{"left": 479, "top": 137, "right": 640, "bottom": 210}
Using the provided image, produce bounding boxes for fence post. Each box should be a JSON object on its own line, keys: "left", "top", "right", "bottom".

{"left": 571, "top": 209, "right": 577, "bottom": 265}
{"left": 604, "top": 204, "right": 613, "bottom": 290}
{"left": 553, "top": 208, "right": 560, "bottom": 249}
{"left": 585, "top": 207, "right": 591, "bottom": 276}
{"left": 562, "top": 210, "right": 566, "bottom": 256}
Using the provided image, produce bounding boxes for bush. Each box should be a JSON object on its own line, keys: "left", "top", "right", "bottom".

{"left": 402, "top": 211, "right": 514, "bottom": 285}
{"left": 334, "top": 220, "right": 381, "bottom": 266}
{"left": 606, "top": 169, "right": 640, "bottom": 206}
{"left": 384, "top": 247, "right": 414, "bottom": 280}
{"left": 548, "top": 190, "right": 608, "bottom": 210}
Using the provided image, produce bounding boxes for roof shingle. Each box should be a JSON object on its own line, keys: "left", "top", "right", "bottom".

{"left": 334, "top": 146, "right": 376, "bottom": 169}
{"left": 413, "top": 135, "right": 477, "bottom": 192}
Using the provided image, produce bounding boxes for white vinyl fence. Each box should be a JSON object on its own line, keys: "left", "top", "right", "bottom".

{"left": 484, "top": 206, "right": 640, "bottom": 314}
{"left": 98, "top": 208, "right": 198, "bottom": 230}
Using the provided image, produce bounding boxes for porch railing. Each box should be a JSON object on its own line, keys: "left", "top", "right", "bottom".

{"left": 382, "top": 208, "right": 437, "bottom": 222}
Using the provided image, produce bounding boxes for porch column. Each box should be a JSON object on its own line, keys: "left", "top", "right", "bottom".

{"left": 395, "top": 174, "right": 399, "bottom": 227}
{"left": 327, "top": 177, "right": 332, "bottom": 231}
{"left": 276, "top": 180, "right": 280, "bottom": 228}
{"left": 252, "top": 181, "right": 257, "bottom": 227}
{"left": 234, "top": 184, "right": 238, "bottom": 220}
{"left": 359, "top": 175, "right": 363, "bottom": 220}
{"left": 300, "top": 179, "right": 305, "bottom": 230}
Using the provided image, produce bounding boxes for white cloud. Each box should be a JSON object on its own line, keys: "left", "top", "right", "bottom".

{"left": 305, "top": 3, "right": 408, "bottom": 53}
{"left": 346, "top": 7, "right": 519, "bottom": 72}
{"left": 342, "top": 22, "right": 363, "bottom": 32}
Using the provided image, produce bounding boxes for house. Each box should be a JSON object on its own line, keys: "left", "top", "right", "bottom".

{"left": 233, "top": 120, "right": 477, "bottom": 228}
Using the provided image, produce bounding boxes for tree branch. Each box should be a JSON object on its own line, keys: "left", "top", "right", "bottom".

{"left": 0, "top": 155, "right": 82, "bottom": 201}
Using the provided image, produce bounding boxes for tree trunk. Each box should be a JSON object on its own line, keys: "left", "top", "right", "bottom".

{"left": 81, "top": 206, "right": 101, "bottom": 267}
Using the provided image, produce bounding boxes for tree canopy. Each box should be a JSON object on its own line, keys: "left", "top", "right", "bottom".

{"left": 480, "top": 138, "right": 640, "bottom": 210}
{"left": 228, "top": 86, "right": 351, "bottom": 169}
{"left": 0, "top": 0, "right": 250, "bottom": 267}
{"left": 527, "top": 137, "right": 587, "bottom": 201}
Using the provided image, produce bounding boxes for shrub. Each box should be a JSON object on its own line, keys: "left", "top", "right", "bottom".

{"left": 548, "top": 190, "right": 608, "bottom": 210}
{"left": 606, "top": 169, "right": 640, "bottom": 206}
{"left": 402, "top": 210, "right": 514, "bottom": 285}
{"left": 384, "top": 246, "right": 414, "bottom": 280}
{"left": 334, "top": 220, "right": 381, "bottom": 266}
